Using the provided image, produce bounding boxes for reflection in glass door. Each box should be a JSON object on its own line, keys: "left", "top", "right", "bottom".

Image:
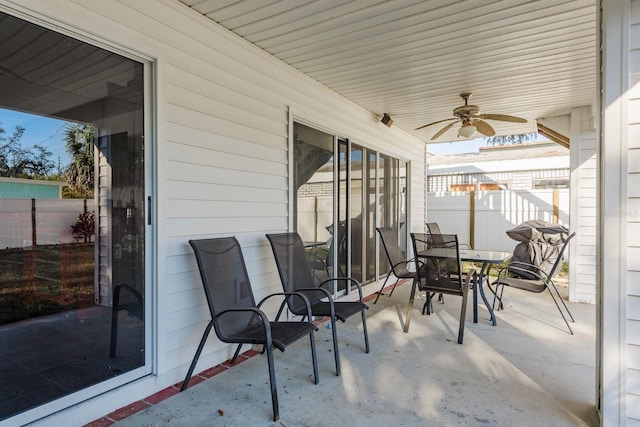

{"left": 0, "top": 11, "right": 147, "bottom": 421}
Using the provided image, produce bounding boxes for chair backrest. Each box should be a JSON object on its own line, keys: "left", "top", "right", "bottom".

{"left": 266, "top": 232, "right": 321, "bottom": 311}
{"left": 189, "top": 237, "right": 261, "bottom": 340}
{"left": 411, "top": 232, "right": 463, "bottom": 294}
{"left": 377, "top": 227, "right": 411, "bottom": 276}
{"left": 426, "top": 222, "right": 442, "bottom": 235}
{"left": 546, "top": 232, "right": 576, "bottom": 279}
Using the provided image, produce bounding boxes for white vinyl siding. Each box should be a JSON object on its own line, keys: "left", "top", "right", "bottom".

{"left": 0, "top": 1, "right": 425, "bottom": 424}
{"left": 628, "top": 0, "right": 640, "bottom": 422}
{"left": 569, "top": 107, "right": 597, "bottom": 303}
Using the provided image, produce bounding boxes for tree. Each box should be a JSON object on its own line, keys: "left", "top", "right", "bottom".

{"left": 484, "top": 132, "right": 537, "bottom": 146}
{"left": 0, "top": 121, "right": 55, "bottom": 178}
{"left": 63, "top": 123, "right": 95, "bottom": 198}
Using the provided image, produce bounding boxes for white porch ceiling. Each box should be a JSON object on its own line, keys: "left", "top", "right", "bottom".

{"left": 177, "top": 0, "right": 596, "bottom": 144}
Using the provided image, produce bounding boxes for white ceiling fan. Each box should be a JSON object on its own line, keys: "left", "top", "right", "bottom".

{"left": 415, "top": 93, "right": 527, "bottom": 140}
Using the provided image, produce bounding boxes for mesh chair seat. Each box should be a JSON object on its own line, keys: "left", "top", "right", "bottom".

{"left": 305, "top": 301, "right": 368, "bottom": 322}
{"left": 493, "top": 276, "right": 546, "bottom": 293}
{"left": 222, "top": 321, "right": 317, "bottom": 351}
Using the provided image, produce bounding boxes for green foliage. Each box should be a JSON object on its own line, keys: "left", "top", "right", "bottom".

{"left": 0, "top": 121, "right": 55, "bottom": 178}
{"left": 63, "top": 123, "right": 95, "bottom": 198}
{"left": 71, "top": 211, "right": 95, "bottom": 243}
{"left": 484, "top": 132, "right": 538, "bottom": 146}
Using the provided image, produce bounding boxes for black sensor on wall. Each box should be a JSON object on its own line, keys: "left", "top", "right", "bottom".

{"left": 381, "top": 113, "right": 393, "bottom": 127}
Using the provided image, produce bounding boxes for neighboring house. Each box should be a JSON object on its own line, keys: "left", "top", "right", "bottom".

{"left": 0, "top": 2, "right": 635, "bottom": 427}
{"left": 427, "top": 141, "right": 570, "bottom": 192}
{"left": 0, "top": 177, "right": 65, "bottom": 199}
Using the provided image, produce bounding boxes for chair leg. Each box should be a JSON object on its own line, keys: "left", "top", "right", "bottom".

{"left": 548, "top": 281, "right": 575, "bottom": 322}
{"left": 457, "top": 275, "right": 472, "bottom": 344}
{"left": 361, "top": 309, "right": 370, "bottom": 353}
{"left": 265, "top": 340, "right": 280, "bottom": 422}
{"left": 180, "top": 320, "right": 215, "bottom": 391}
{"left": 109, "top": 285, "right": 122, "bottom": 358}
{"left": 387, "top": 278, "right": 400, "bottom": 297}
{"left": 330, "top": 316, "right": 341, "bottom": 376}
{"left": 374, "top": 273, "right": 392, "bottom": 304}
{"left": 309, "top": 331, "right": 319, "bottom": 384}
{"left": 230, "top": 344, "right": 243, "bottom": 364}
{"left": 546, "top": 287, "right": 574, "bottom": 335}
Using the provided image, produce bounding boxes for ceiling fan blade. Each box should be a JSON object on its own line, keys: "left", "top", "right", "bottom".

{"left": 415, "top": 118, "right": 457, "bottom": 131}
{"left": 478, "top": 113, "right": 527, "bottom": 123}
{"left": 472, "top": 119, "right": 496, "bottom": 137}
{"left": 431, "top": 121, "right": 459, "bottom": 140}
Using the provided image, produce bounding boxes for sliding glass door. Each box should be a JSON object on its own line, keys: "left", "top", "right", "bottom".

{"left": 292, "top": 121, "right": 409, "bottom": 294}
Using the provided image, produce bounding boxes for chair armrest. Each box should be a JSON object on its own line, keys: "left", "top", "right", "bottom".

{"left": 320, "top": 277, "right": 365, "bottom": 302}
{"left": 496, "top": 261, "right": 550, "bottom": 283}
{"left": 257, "top": 292, "right": 315, "bottom": 324}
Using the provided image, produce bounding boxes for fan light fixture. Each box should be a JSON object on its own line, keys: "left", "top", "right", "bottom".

{"left": 458, "top": 123, "right": 476, "bottom": 138}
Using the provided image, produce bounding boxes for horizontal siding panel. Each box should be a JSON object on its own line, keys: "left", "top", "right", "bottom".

{"left": 167, "top": 84, "right": 286, "bottom": 138}
{"left": 166, "top": 199, "right": 287, "bottom": 219}
{"left": 630, "top": 344, "right": 640, "bottom": 370}
{"left": 629, "top": 248, "right": 640, "bottom": 270}
{"left": 629, "top": 271, "right": 640, "bottom": 296}
{"left": 630, "top": 123, "right": 640, "bottom": 148}
{"left": 166, "top": 63, "right": 286, "bottom": 123}
{"left": 629, "top": 319, "right": 640, "bottom": 345}
{"left": 166, "top": 123, "right": 286, "bottom": 164}
{"left": 165, "top": 216, "right": 287, "bottom": 237}
{"left": 166, "top": 150, "right": 285, "bottom": 184}
{"left": 167, "top": 104, "right": 285, "bottom": 150}
{"left": 166, "top": 180, "right": 286, "bottom": 203}
{"left": 630, "top": 296, "right": 640, "bottom": 321}
{"left": 629, "top": 368, "right": 640, "bottom": 398}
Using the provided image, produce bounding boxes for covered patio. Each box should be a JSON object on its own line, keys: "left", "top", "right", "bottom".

{"left": 97, "top": 280, "right": 596, "bottom": 426}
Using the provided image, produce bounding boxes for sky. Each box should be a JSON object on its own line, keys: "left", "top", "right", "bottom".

{"left": 0, "top": 108, "right": 71, "bottom": 172}
{"left": 426, "top": 138, "right": 489, "bottom": 155}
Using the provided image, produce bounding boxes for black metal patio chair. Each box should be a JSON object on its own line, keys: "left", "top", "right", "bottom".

{"left": 374, "top": 227, "right": 416, "bottom": 304}
{"left": 491, "top": 232, "right": 576, "bottom": 334}
{"left": 266, "top": 232, "right": 369, "bottom": 377}
{"left": 180, "top": 237, "right": 319, "bottom": 422}
{"left": 411, "top": 232, "right": 474, "bottom": 344}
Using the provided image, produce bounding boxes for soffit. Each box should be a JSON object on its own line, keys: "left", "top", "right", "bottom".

{"left": 178, "top": 0, "right": 596, "bottom": 144}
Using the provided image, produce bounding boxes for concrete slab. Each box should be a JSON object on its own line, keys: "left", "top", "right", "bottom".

{"left": 114, "top": 282, "right": 597, "bottom": 426}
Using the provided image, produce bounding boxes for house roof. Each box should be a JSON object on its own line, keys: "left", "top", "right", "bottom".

{"left": 427, "top": 141, "right": 569, "bottom": 173}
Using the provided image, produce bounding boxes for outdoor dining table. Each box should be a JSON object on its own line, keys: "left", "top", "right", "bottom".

{"left": 404, "top": 248, "right": 511, "bottom": 333}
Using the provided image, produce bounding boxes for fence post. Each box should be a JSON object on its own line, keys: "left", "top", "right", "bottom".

{"left": 31, "top": 198, "right": 37, "bottom": 247}
{"left": 553, "top": 189, "right": 559, "bottom": 224}
{"left": 469, "top": 190, "right": 475, "bottom": 249}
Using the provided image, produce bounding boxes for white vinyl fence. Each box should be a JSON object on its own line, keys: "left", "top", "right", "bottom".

{"left": 427, "top": 189, "right": 569, "bottom": 252}
{"left": 0, "top": 199, "right": 95, "bottom": 248}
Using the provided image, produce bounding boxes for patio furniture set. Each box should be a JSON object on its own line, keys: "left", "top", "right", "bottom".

{"left": 179, "top": 221, "right": 574, "bottom": 421}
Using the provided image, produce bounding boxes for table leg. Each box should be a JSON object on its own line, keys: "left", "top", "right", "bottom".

{"left": 404, "top": 278, "right": 419, "bottom": 333}
{"left": 478, "top": 262, "right": 497, "bottom": 326}
{"left": 473, "top": 270, "right": 478, "bottom": 323}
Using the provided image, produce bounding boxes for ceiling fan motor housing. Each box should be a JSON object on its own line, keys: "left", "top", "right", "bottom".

{"left": 453, "top": 105, "right": 480, "bottom": 117}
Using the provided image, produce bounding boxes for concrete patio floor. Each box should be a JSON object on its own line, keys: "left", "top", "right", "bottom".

{"left": 111, "top": 280, "right": 597, "bottom": 426}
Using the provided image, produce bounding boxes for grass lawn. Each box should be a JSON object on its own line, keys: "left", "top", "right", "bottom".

{"left": 0, "top": 243, "right": 95, "bottom": 325}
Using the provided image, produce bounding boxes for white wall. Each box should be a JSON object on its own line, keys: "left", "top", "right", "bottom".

{"left": 569, "top": 107, "right": 597, "bottom": 304}
{"left": 0, "top": 1, "right": 426, "bottom": 425}
{"left": 600, "top": 0, "right": 638, "bottom": 425}
{"left": 626, "top": 0, "right": 640, "bottom": 423}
